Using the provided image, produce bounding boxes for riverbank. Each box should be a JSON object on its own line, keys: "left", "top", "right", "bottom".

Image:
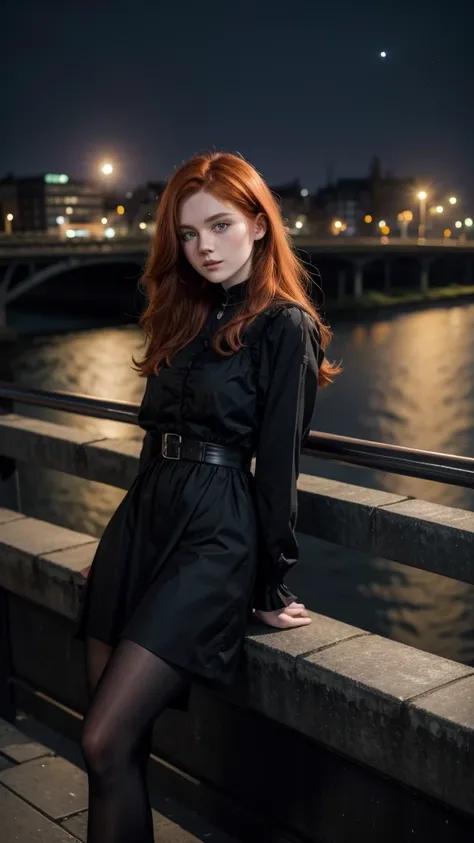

{"left": 327, "top": 284, "right": 474, "bottom": 320}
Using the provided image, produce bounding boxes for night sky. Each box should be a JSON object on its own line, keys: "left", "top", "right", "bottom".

{"left": 3, "top": 0, "right": 473, "bottom": 201}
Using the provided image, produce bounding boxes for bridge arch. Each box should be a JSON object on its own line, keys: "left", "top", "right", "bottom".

{"left": 2, "top": 256, "right": 142, "bottom": 304}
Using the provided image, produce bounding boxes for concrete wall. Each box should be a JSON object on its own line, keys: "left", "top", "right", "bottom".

{"left": 1, "top": 415, "right": 474, "bottom": 840}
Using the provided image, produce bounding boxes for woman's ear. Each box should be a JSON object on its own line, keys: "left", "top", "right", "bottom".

{"left": 254, "top": 213, "right": 267, "bottom": 241}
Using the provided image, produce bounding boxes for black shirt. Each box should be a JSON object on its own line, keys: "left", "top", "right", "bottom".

{"left": 138, "top": 278, "right": 322, "bottom": 611}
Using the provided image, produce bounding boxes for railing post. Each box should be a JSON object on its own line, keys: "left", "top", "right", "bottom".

{"left": 420, "top": 259, "right": 430, "bottom": 294}
{"left": 0, "top": 339, "right": 19, "bottom": 721}
{"left": 354, "top": 262, "right": 364, "bottom": 298}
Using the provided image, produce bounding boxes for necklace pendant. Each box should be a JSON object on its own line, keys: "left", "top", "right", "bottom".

{"left": 217, "top": 310, "right": 224, "bottom": 319}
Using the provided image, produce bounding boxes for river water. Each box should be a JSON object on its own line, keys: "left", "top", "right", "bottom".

{"left": 5, "top": 301, "right": 474, "bottom": 667}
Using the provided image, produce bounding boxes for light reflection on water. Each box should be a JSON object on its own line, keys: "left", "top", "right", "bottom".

{"left": 7, "top": 303, "right": 474, "bottom": 667}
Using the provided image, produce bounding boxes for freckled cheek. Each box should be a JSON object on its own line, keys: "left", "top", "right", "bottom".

{"left": 225, "top": 226, "right": 251, "bottom": 256}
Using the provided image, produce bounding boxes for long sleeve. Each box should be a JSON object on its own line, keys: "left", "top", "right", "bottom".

{"left": 253, "top": 305, "right": 322, "bottom": 612}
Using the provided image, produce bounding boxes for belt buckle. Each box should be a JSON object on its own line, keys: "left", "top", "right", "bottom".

{"left": 162, "top": 432, "right": 182, "bottom": 460}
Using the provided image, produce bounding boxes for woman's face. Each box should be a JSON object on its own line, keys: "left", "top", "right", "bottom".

{"left": 178, "top": 190, "right": 266, "bottom": 289}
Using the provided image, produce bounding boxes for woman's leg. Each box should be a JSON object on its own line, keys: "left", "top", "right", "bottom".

{"left": 83, "top": 636, "right": 153, "bottom": 810}
{"left": 80, "top": 638, "right": 190, "bottom": 843}
{"left": 84, "top": 636, "right": 113, "bottom": 698}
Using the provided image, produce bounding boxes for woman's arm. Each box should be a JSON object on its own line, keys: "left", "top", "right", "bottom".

{"left": 253, "top": 305, "right": 321, "bottom": 612}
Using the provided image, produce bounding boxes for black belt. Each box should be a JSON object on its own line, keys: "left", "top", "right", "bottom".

{"left": 150, "top": 432, "right": 252, "bottom": 471}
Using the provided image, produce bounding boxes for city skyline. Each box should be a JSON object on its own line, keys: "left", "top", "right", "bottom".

{"left": 2, "top": 0, "right": 472, "bottom": 202}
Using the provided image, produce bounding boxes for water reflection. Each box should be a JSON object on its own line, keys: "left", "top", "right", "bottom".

{"left": 7, "top": 305, "right": 474, "bottom": 666}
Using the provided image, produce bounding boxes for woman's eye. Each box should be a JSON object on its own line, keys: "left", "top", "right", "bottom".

{"left": 181, "top": 231, "right": 195, "bottom": 242}
{"left": 214, "top": 222, "right": 230, "bottom": 232}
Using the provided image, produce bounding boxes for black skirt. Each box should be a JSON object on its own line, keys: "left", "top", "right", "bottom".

{"left": 75, "top": 450, "right": 258, "bottom": 709}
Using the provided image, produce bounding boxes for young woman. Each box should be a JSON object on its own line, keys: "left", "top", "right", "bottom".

{"left": 75, "top": 151, "right": 340, "bottom": 842}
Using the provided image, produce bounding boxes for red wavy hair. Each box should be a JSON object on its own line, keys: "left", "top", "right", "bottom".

{"left": 133, "top": 151, "right": 341, "bottom": 387}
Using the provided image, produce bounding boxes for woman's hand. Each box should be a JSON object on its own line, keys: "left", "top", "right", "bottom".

{"left": 253, "top": 601, "right": 312, "bottom": 629}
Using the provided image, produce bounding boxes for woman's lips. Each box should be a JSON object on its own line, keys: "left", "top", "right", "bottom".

{"left": 203, "top": 261, "right": 222, "bottom": 270}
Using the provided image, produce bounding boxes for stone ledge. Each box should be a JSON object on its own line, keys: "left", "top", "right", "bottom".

{"left": 228, "top": 628, "right": 474, "bottom": 815}
{"left": 0, "top": 514, "right": 97, "bottom": 618}
{"left": 0, "top": 413, "right": 141, "bottom": 489}
{"left": 297, "top": 473, "right": 474, "bottom": 585}
{"left": 1, "top": 506, "right": 474, "bottom": 815}
{"left": 1, "top": 415, "right": 473, "bottom": 585}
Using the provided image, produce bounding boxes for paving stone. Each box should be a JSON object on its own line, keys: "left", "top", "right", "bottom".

{"left": 0, "top": 754, "right": 14, "bottom": 771}
{"left": 0, "top": 755, "right": 88, "bottom": 820}
{"left": 0, "top": 718, "right": 54, "bottom": 763}
{"left": 61, "top": 811, "right": 88, "bottom": 842}
{"left": 0, "top": 784, "right": 79, "bottom": 842}
{"left": 61, "top": 807, "right": 238, "bottom": 842}
{"left": 0, "top": 508, "right": 24, "bottom": 525}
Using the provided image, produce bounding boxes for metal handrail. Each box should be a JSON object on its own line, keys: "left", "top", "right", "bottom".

{"left": 0, "top": 381, "right": 473, "bottom": 489}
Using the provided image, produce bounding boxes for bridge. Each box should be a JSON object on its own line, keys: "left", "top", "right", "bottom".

{"left": 0, "top": 380, "right": 474, "bottom": 841}
{"left": 1, "top": 236, "right": 474, "bottom": 326}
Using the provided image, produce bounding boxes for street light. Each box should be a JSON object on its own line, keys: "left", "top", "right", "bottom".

{"left": 4, "top": 213, "right": 14, "bottom": 235}
{"left": 101, "top": 217, "right": 108, "bottom": 225}
{"left": 100, "top": 162, "right": 114, "bottom": 176}
{"left": 455, "top": 221, "right": 463, "bottom": 229}
{"left": 449, "top": 196, "right": 457, "bottom": 205}
{"left": 417, "top": 191, "right": 428, "bottom": 239}
{"left": 465, "top": 218, "right": 473, "bottom": 228}
{"left": 378, "top": 220, "right": 386, "bottom": 228}
{"left": 436, "top": 205, "right": 444, "bottom": 214}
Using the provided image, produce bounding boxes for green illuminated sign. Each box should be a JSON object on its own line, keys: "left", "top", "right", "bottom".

{"left": 45, "top": 173, "right": 69, "bottom": 184}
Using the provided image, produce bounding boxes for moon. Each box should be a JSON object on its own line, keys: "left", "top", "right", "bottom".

{"left": 380, "top": 51, "right": 387, "bottom": 58}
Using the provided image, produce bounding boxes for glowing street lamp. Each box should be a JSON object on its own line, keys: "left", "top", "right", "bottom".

{"left": 465, "top": 218, "right": 473, "bottom": 228}
{"left": 100, "top": 162, "right": 114, "bottom": 176}
{"left": 436, "top": 205, "right": 444, "bottom": 214}
{"left": 449, "top": 196, "right": 457, "bottom": 205}
{"left": 455, "top": 221, "right": 463, "bottom": 229}
{"left": 378, "top": 220, "right": 386, "bottom": 229}
{"left": 101, "top": 217, "right": 108, "bottom": 225}
{"left": 5, "top": 213, "right": 14, "bottom": 235}
{"left": 417, "top": 190, "right": 428, "bottom": 239}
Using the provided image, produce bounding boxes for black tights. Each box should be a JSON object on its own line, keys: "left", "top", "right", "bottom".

{"left": 81, "top": 636, "right": 190, "bottom": 843}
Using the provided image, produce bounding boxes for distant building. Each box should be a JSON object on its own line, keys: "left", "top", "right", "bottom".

{"left": 269, "top": 179, "right": 311, "bottom": 234}
{"left": 0, "top": 173, "right": 105, "bottom": 234}
{"left": 125, "top": 182, "right": 167, "bottom": 234}
{"left": 312, "top": 158, "right": 416, "bottom": 236}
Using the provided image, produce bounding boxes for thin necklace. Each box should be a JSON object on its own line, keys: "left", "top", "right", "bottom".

{"left": 216, "top": 298, "right": 241, "bottom": 320}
